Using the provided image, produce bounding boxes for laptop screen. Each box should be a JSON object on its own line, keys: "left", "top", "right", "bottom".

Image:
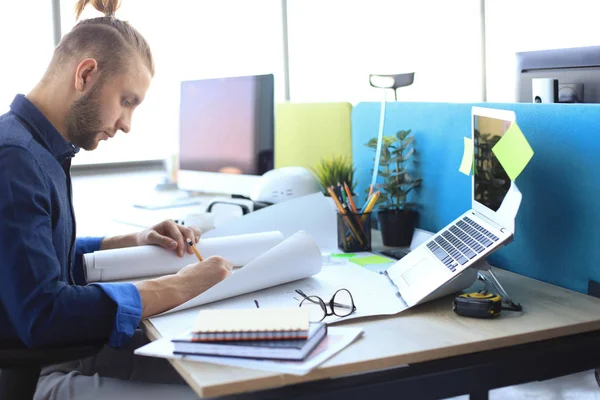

{"left": 473, "top": 115, "right": 512, "bottom": 212}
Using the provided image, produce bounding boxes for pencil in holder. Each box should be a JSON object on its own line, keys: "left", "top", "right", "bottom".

{"left": 337, "top": 211, "right": 372, "bottom": 252}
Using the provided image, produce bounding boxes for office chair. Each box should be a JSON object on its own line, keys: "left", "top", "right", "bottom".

{"left": 0, "top": 340, "right": 103, "bottom": 400}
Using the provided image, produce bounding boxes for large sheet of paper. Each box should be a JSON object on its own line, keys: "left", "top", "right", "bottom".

{"left": 164, "top": 230, "right": 323, "bottom": 314}
{"left": 150, "top": 262, "right": 407, "bottom": 335}
{"left": 135, "top": 327, "right": 364, "bottom": 376}
{"left": 203, "top": 192, "right": 338, "bottom": 249}
{"left": 84, "top": 231, "right": 284, "bottom": 282}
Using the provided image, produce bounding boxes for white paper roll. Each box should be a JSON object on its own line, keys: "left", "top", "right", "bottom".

{"left": 83, "top": 231, "right": 284, "bottom": 283}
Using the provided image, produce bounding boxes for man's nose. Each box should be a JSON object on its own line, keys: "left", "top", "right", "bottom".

{"left": 118, "top": 114, "right": 131, "bottom": 134}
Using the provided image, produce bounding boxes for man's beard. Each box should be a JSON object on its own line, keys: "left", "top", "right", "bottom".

{"left": 66, "top": 81, "right": 104, "bottom": 151}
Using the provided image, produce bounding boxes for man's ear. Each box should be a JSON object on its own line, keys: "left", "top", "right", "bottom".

{"left": 74, "top": 59, "right": 99, "bottom": 92}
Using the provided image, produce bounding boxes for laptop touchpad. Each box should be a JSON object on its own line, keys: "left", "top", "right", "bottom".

{"left": 402, "top": 258, "right": 444, "bottom": 288}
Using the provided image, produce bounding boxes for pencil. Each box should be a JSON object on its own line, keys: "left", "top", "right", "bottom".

{"left": 338, "top": 182, "right": 347, "bottom": 206}
{"left": 361, "top": 191, "right": 381, "bottom": 223}
{"left": 343, "top": 182, "right": 357, "bottom": 213}
{"left": 186, "top": 237, "right": 204, "bottom": 261}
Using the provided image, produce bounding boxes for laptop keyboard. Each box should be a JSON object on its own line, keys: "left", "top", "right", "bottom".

{"left": 426, "top": 217, "right": 499, "bottom": 273}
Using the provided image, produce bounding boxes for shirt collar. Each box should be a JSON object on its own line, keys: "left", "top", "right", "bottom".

{"left": 9, "top": 94, "right": 80, "bottom": 162}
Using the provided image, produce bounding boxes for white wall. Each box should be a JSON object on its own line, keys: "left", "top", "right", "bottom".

{"left": 485, "top": 0, "right": 600, "bottom": 102}
{"left": 287, "top": 0, "right": 484, "bottom": 103}
{"left": 0, "top": 2, "right": 54, "bottom": 114}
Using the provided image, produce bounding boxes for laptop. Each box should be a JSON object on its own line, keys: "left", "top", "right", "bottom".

{"left": 385, "top": 106, "right": 523, "bottom": 307}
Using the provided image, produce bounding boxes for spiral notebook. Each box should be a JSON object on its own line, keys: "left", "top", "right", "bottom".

{"left": 173, "top": 322, "right": 327, "bottom": 361}
{"left": 191, "top": 308, "right": 310, "bottom": 342}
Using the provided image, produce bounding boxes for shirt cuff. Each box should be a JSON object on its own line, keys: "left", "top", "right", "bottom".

{"left": 76, "top": 237, "right": 105, "bottom": 254}
{"left": 90, "top": 282, "right": 142, "bottom": 348}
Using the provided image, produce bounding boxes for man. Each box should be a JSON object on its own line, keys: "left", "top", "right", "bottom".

{"left": 0, "top": 1, "right": 231, "bottom": 398}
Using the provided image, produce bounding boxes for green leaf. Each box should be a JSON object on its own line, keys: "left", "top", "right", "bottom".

{"left": 365, "top": 138, "right": 379, "bottom": 148}
{"left": 381, "top": 147, "right": 390, "bottom": 162}
{"left": 383, "top": 136, "right": 398, "bottom": 147}
{"left": 399, "top": 135, "right": 415, "bottom": 151}
{"left": 397, "top": 129, "right": 411, "bottom": 141}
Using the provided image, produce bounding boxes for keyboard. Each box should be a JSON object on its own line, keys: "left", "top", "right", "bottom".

{"left": 426, "top": 216, "right": 500, "bottom": 273}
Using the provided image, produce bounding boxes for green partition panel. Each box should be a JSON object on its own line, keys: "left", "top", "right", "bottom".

{"left": 275, "top": 102, "right": 352, "bottom": 170}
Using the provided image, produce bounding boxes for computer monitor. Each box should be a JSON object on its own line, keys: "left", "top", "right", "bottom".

{"left": 515, "top": 45, "right": 600, "bottom": 103}
{"left": 177, "top": 74, "right": 275, "bottom": 196}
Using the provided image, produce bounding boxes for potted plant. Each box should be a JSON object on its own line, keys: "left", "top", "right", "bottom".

{"left": 311, "top": 155, "right": 357, "bottom": 196}
{"left": 366, "top": 129, "right": 421, "bottom": 247}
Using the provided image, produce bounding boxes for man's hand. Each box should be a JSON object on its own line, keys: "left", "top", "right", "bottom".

{"left": 175, "top": 256, "right": 234, "bottom": 299}
{"left": 135, "top": 256, "right": 234, "bottom": 318}
{"left": 100, "top": 219, "right": 201, "bottom": 257}
{"left": 136, "top": 220, "right": 201, "bottom": 257}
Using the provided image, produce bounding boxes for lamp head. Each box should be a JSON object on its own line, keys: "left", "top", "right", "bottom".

{"left": 369, "top": 73, "right": 415, "bottom": 90}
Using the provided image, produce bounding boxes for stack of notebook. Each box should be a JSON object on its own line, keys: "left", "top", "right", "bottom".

{"left": 171, "top": 308, "right": 327, "bottom": 361}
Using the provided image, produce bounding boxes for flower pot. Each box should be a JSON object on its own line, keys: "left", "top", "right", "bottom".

{"left": 378, "top": 209, "right": 418, "bottom": 247}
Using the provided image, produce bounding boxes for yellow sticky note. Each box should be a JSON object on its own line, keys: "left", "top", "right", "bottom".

{"left": 459, "top": 137, "right": 474, "bottom": 176}
{"left": 492, "top": 122, "right": 534, "bottom": 181}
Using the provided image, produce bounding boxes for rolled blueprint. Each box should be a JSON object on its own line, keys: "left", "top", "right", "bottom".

{"left": 83, "top": 231, "right": 284, "bottom": 283}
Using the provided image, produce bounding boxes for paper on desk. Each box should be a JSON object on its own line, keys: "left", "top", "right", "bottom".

{"left": 150, "top": 262, "right": 406, "bottom": 335}
{"left": 459, "top": 137, "right": 474, "bottom": 176}
{"left": 164, "top": 230, "right": 323, "bottom": 314}
{"left": 203, "top": 192, "right": 337, "bottom": 249}
{"left": 491, "top": 122, "right": 534, "bottom": 181}
{"left": 83, "top": 231, "right": 284, "bottom": 282}
{"left": 135, "top": 326, "right": 364, "bottom": 376}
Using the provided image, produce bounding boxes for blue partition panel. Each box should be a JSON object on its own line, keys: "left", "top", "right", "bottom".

{"left": 352, "top": 101, "right": 600, "bottom": 294}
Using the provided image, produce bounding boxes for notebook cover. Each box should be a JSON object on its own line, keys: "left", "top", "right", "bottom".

{"left": 173, "top": 323, "right": 327, "bottom": 361}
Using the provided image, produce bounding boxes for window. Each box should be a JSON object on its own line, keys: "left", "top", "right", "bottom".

{"left": 286, "top": 0, "right": 484, "bottom": 103}
{"left": 485, "top": 0, "right": 600, "bottom": 102}
{"left": 60, "top": 0, "right": 285, "bottom": 165}
{"left": 0, "top": 2, "right": 54, "bottom": 114}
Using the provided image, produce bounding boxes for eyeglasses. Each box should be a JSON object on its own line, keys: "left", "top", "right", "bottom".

{"left": 295, "top": 288, "right": 356, "bottom": 322}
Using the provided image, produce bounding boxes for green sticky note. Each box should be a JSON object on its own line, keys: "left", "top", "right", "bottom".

{"left": 350, "top": 255, "right": 394, "bottom": 267}
{"left": 331, "top": 253, "right": 356, "bottom": 258}
{"left": 492, "top": 122, "right": 534, "bottom": 181}
{"left": 459, "top": 137, "right": 474, "bottom": 176}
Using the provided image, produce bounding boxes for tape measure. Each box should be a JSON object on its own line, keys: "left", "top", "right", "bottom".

{"left": 453, "top": 290, "right": 503, "bottom": 319}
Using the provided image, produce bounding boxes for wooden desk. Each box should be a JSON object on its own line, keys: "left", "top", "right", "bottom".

{"left": 69, "top": 168, "right": 600, "bottom": 397}
{"left": 69, "top": 169, "right": 600, "bottom": 398}
{"left": 142, "top": 267, "right": 600, "bottom": 399}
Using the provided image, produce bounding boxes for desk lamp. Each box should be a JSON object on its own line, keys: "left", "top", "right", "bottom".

{"left": 367, "top": 73, "right": 415, "bottom": 196}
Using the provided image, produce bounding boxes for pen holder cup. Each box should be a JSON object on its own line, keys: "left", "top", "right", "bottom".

{"left": 337, "top": 212, "right": 372, "bottom": 253}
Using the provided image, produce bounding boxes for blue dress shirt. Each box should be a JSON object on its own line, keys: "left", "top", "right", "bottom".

{"left": 0, "top": 95, "right": 142, "bottom": 348}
